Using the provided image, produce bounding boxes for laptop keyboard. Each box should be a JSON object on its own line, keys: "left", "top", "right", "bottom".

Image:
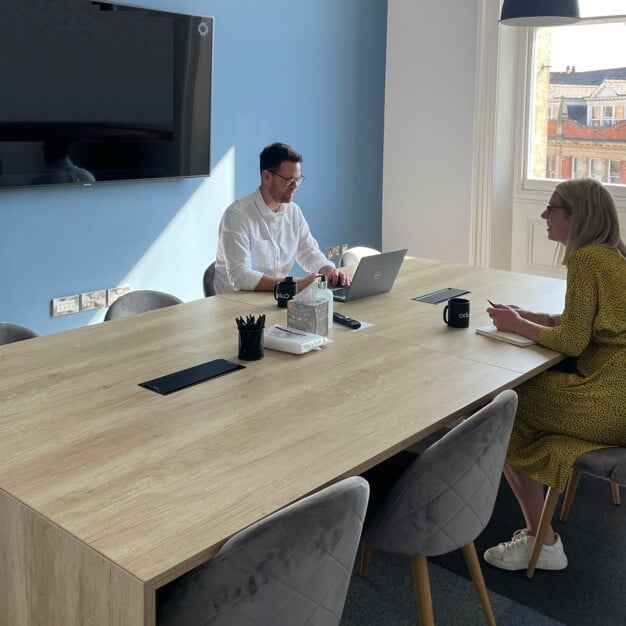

{"left": 331, "top": 286, "right": 348, "bottom": 299}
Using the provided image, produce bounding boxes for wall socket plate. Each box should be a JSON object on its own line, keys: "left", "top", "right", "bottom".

{"left": 51, "top": 294, "right": 80, "bottom": 317}
{"left": 107, "top": 285, "right": 131, "bottom": 305}
{"left": 80, "top": 289, "right": 107, "bottom": 311}
{"left": 326, "top": 245, "right": 341, "bottom": 260}
{"left": 327, "top": 244, "right": 349, "bottom": 261}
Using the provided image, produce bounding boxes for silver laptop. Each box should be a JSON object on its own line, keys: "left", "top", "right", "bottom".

{"left": 331, "top": 249, "right": 408, "bottom": 302}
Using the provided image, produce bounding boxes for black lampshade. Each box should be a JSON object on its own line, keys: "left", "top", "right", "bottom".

{"left": 500, "top": 0, "right": 580, "bottom": 26}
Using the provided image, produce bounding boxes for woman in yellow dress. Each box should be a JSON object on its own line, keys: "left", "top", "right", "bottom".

{"left": 484, "top": 178, "right": 626, "bottom": 571}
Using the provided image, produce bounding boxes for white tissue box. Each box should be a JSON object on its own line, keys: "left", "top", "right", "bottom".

{"left": 287, "top": 299, "right": 329, "bottom": 336}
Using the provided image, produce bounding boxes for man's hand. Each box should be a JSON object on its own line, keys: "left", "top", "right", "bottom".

{"left": 318, "top": 265, "right": 350, "bottom": 287}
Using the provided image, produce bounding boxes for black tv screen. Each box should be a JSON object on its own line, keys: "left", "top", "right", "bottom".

{"left": 0, "top": 1, "right": 213, "bottom": 188}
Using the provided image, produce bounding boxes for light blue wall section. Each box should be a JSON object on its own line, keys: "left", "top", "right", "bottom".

{"left": 0, "top": 0, "right": 387, "bottom": 334}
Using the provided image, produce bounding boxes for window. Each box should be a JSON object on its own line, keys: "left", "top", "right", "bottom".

{"left": 590, "top": 158, "right": 603, "bottom": 180}
{"left": 591, "top": 105, "right": 616, "bottom": 128}
{"left": 610, "top": 160, "right": 622, "bottom": 183}
{"left": 573, "top": 157, "right": 586, "bottom": 179}
{"left": 527, "top": 19, "right": 626, "bottom": 186}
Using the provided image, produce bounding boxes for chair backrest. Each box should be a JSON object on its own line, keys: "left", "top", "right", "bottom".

{"left": 364, "top": 389, "right": 518, "bottom": 557}
{"left": 104, "top": 290, "right": 182, "bottom": 321}
{"left": 0, "top": 322, "right": 40, "bottom": 345}
{"left": 339, "top": 246, "right": 381, "bottom": 267}
{"left": 156, "top": 476, "right": 369, "bottom": 626}
{"left": 203, "top": 261, "right": 216, "bottom": 297}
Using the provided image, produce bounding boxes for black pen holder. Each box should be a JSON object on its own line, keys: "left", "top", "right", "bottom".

{"left": 238, "top": 328, "right": 264, "bottom": 361}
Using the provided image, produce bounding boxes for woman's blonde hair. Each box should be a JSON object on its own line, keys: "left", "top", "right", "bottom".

{"left": 555, "top": 178, "right": 626, "bottom": 263}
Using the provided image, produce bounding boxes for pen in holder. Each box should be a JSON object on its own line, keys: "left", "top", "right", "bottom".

{"left": 236, "top": 314, "right": 266, "bottom": 361}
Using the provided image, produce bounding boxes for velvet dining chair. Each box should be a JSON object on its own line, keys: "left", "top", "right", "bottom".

{"left": 203, "top": 261, "right": 217, "bottom": 297}
{"left": 0, "top": 322, "right": 40, "bottom": 345}
{"left": 338, "top": 246, "right": 381, "bottom": 267}
{"left": 156, "top": 476, "right": 369, "bottom": 626}
{"left": 359, "top": 390, "right": 518, "bottom": 626}
{"left": 104, "top": 289, "right": 182, "bottom": 321}
{"left": 527, "top": 445, "right": 626, "bottom": 578}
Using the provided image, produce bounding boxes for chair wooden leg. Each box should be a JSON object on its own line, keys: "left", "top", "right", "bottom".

{"left": 411, "top": 554, "right": 435, "bottom": 626}
{"left": 610, "top": 481, "right": 621, "bottom": 506}
{"left": 359, "top": 544, "right": 371, "bottom": 577}
{"left": 461, "top": 542, "right": 496, "bottom": 626}
{"left": 527, "top": 487, "right": 561, "bottom": 578}
{"left": 560, "top": 468, "right": 581, "bottom": 522}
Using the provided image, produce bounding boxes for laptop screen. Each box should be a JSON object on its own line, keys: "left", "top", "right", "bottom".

{"left": 331, "top": 249, "right": 407, "bottom": 301}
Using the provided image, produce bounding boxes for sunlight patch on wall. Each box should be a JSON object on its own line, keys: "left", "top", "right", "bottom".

{"left": 88, "top": 147, "right": 236, "bottom": 323}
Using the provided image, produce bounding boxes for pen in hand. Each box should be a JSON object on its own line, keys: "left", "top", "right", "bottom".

{"left": 487, "top": 299, "right": 497, "bottom": 307}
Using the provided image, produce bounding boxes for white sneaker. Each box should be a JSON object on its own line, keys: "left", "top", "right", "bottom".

{"left": 484, "top": 529, "right": 568, "bottom": 571}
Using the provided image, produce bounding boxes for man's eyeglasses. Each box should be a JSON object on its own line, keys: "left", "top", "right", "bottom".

{"left": 545, "top": 203, "right": 570, "bottom": 215}
{"left": 270, "top": 171, "right": 305, "bottom": 187}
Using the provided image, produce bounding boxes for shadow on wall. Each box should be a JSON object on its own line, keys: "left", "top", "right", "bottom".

{"left": 1, "top": 147, "right": 236, "bottom": 335}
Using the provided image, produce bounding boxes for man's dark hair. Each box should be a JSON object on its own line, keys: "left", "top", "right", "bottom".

{"left": 259, "top": 142, "right": 303, "bottom": 173}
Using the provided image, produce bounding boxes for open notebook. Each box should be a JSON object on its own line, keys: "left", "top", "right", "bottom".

{"left": 475, "top": 325, "right": 536, "bottom": 347}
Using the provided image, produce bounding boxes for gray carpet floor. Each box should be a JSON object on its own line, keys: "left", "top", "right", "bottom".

{"left": 341, "top": 471, "right": 625, "bottom": 625}
{"left": 341, "top": 550, "right": 565, "bottom": 625}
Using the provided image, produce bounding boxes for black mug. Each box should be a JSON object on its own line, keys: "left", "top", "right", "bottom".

{"left": 274, "top": 276, "right": 297, "bottom": 308}
{"left": 443, "top": 297, "right": 470, "bottom": 328}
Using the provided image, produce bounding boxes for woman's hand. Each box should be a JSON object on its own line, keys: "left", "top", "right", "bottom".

{"left": 487, "top": 304, "right": 524, "bottom": 334}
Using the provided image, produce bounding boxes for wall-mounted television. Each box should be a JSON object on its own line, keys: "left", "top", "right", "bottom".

{"left": 0, "top": 1, "right": 213, "bottom": 188}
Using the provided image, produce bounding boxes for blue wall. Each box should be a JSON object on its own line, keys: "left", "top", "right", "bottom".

{"left": 0, "top": 0, "right": 387, "bottom": 335}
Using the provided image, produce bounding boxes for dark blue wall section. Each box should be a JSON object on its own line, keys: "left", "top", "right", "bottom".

{"left": 0, "top": 0, "right": 387, "bottom": 334}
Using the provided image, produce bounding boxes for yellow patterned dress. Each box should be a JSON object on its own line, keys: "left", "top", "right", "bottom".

{"left": 506, "top": 244, "right": 626, "bottom": 491}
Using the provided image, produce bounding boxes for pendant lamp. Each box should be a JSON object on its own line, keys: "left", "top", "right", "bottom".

{"left": 500, "top": 0, "right": 580, "bottom": 26}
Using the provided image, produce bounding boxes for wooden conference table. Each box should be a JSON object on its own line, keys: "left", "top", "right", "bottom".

{"left": 0, "top": 257, "right": 566, "bottom": 626}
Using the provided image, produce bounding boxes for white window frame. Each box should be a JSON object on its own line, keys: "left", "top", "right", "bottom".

{"left": 471, "top": 2, "right": 626, "bottom": 272}
{"left": 511, "top": 18, "right": 626, "bottom": 214}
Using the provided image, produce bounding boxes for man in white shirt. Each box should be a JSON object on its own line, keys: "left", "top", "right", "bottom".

{"left": 213, "top": 142, "right": 349, "bottom": 294}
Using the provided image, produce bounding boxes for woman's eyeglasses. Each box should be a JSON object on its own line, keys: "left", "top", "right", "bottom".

{"left": 545, "top": 203, "right": 570, "bottom": 215}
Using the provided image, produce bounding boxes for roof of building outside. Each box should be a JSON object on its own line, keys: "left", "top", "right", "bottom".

{"left": 551, "top": 67, "right": 626, "bottom": 85}
{"left": 550, "top": 84, "right": 596, "bottom": 99}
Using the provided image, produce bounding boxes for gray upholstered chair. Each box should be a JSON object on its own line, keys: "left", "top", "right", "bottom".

{"left": 0, "top": 322, "right": 40, "bottom": 345}
{"left": 360, "top": 389, "right": 518, "bottom": 626}
{"left": 156, "top": 476, "right": 369, "bottom": 626}
{"left": 338, "top": 246, "right": 381, "bottom": 267}
{"left": 104, "top": 289, "right": 182, "bottom": 321}
{"left": 203, "top": 261, "right": 216, "bottom": 297}
{"left": 527, "top": 445, "right": 626, "bottom": 578}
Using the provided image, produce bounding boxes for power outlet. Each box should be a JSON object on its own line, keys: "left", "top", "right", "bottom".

{"left": 51, "top": 294, "right": 80, "bottom": 317}
{"left": 80, "top": 289, "right": 107, "bottom": 311}
{"left": 107, "top": 285, "right": 131, "bottom": 305}
{"left": 326, "top": 245, "right": 341, "bottom": 260}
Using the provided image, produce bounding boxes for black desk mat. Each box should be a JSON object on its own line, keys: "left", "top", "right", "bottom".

{"left": 413, "top": 288, "right": 470, "bottom": 304}
{"left": 139, "top": 358, "right": 245, "bottom": 395}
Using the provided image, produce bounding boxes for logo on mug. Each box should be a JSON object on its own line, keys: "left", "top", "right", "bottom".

{"left": 274, "top": 277, "right": 297, "bottom": 307}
